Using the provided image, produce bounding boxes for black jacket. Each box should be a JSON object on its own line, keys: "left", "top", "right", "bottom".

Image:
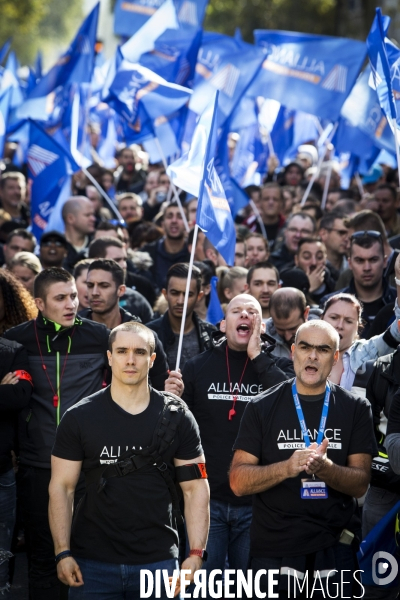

{"left": 3, "top": 314, "right": 109, "bottom": 468}
{"left": 320, "top": 278, "right": 397, "bottom": 339}
{"left": 0, "top": 338, "right": 32, "bottom": 474}
{"left": 147, "top": 311, "right": 216, "bottom": 362}
{"left": 270, "top": 243, "right": 295, "bottom": 272}
{"left": 79, "top": 307, "right": 169, "bottom": 391}
{"left": 141, "top": 239, "right": 190, "bottom": 289}
{"left": 366, "top": 346, "right": 400, "bottom": 492}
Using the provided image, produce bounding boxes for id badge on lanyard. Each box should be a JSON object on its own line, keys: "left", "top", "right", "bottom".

{"left": 292, "top": 379, "right": 330, "bottom": 500}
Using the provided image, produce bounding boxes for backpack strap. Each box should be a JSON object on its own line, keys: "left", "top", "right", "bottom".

{"left": 84, "top": 393, "right": 187, "bottom": 523}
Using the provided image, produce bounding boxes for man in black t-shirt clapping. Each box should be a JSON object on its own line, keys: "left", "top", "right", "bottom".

{"left": 49, "top": 321, "right": 209, "bottom": 599}
{"left": 230, "top": 320, "right": 376, "bottom": 599}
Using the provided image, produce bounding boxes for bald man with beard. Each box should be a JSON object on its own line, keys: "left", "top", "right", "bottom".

{"left": 181, "top": 294, "right": 293, "bottom": 593}
{"left": 62, "top": 196, "right": 96, "bottom": 272}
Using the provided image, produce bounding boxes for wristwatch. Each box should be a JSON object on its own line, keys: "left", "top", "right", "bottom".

{"left": 189, "top": 549, "right": 208, "bottom": 562}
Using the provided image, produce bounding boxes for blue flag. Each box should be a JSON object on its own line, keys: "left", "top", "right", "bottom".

{"left": 106, "top": 60, "right": 192, "bottom": 124}
{"left": 340, "top": 67, "right": 395, "bottom": 154}
{"left": 0, "top": 40, "right": 11, "bottom": 66}
{"left": 358, "top": 500, "right": 400, "bottom": 588}
{"left": 175, "top": 0, "right": 208, "bottom": 29}
{"left": 17, "top": 4, "right": 99, "bottom": 120}
{"left": 215, "top": 123, "right": 249, "bottom": 216}
{"left": 121, "top": 0, "right": 178, "bottom": 63}
{"left": 188, "top": 32, "right": 265, "bottom": 129}
{"left": 249, "top": 30, "right": 366, "bottom": 121}
{"left": 114, "top": 0, "right": 167, "bottom": 38}
{"left": 0, "top": 88, "right": 11, "bottom": 156}
{"left": 206, "top": 276, "right": 224, "bottom": 325}
{"left": 1, "top": 51, "right": 24, "bottom": 109}
{"left": 367, "top": 8, "right": 400, "bottom": 136}
{"left": 196, "top": 93, "right": 236, "bottom": 265}
{"left": 27, "top": 120, "right": 80, "bottom": 240}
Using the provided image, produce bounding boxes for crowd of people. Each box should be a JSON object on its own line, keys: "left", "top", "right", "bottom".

{"left": 2, "top": 143, "right": 400, "bottom": 599}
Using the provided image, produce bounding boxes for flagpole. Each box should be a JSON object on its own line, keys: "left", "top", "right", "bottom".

{"left": 301, "top": 123, "right": 338, "bottom": 207}
{"left": 391, "top": 117, "right": 400, "bottom": 188}
{"left": 153, "top": 137, "right": 190, "bottom": 232}
{"left": 321, "top": 156, "right": 333, "bottom": 210}
{"left": 250, "top": 199, "right": 268, "bottom": 241}
{"left": 354, "top": 173, "right": 364, "bottom": 197}
{"left": 300, "top": 152, "right": 324, "bottom": 207}
{"left": 265, "top": 129, "right": 275, "bottom": 158}
{"left": 82, "top": 167, "right": 124, "bottom": 221}
{"left": 175, "top": 224, "right": 198, "bottom": 371}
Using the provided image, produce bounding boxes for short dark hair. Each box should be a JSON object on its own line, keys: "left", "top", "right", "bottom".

{"left": 108, "top": 322, "right": 155, "bottom": 353}
{"left": 319, "top": 210, "right": 347, "bottom": 231}
{"left": 345, "top": 210, "right": 387, "bottom": 240}
{"left": 87, "top": 259, "right": 125, "bottom": 287}
{"left": 73, "top": 258, "right": 94, "bottom": 280}
{"left": 6, "top": 228, "right": 36, "bottom": 248}
{"left": 374, "top": 183, "right": 397, "bottom": 201}
{"left": 166, "top": 263, "right": 202, "bottom": 293}
{"left": 269, "top": 288, "right": 307, "bottom": 320}
{"left": 34, "top": 267, "right": 74, "bottom": 300}
{"left": 247, "top": 261, "right": 279, "bottom": 285}
{"left": 88, "top": 237, "right": 124, "bottom": 259}
{"left": 296, "top": 237, "right": 324, "bottom": 255}
{"left": 286, "top": 211, "right": 316, "bottom": 232}
{"left": 350, "top": 234, "right": 384, "bottom": 256}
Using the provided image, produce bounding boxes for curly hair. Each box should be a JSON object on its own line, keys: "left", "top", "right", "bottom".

{"left": 0, "top": 270, "right": 38, "bottom": 335}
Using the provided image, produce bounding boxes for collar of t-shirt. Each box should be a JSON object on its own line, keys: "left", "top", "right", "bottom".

{"left": 298, "top": 392, "right": 325, "bottom": 403}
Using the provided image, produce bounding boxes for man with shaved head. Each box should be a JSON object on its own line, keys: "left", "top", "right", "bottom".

{"left": 62, "top": 196, "right": 96, "bottom": 271}
{"left": 181, "top": 293, "right": 293, "bottom": 591}
{"left": 230, "top": 320, "right": 376, "bottom": 598}
{"left": 266, "top": 287, "right": 310, "bottom": 359}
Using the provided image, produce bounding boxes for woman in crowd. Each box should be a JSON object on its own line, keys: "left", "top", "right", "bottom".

{"left": 9, "top": 252, "right": 41, "bottom": 296}
{"left": 0, "top": 270, "right": 38, "bottom": 336}
{"left": 217, "top": 266, "right": 248, "bottom": 306}
{"left": 321, "top": 292, "right": 400, "bottom": 392}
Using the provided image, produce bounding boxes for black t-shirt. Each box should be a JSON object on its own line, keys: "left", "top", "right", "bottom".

{"left": 182, "top": 345, "right": 267, "bottom": 506}
{"left": 233, "top": 379, "right": 377, "bottom": 557}
{"left": 52, "top": 386, "right": 202, "bottom": 565}
{"left": 361, "top": 297, "right": 385, "bottom": 339}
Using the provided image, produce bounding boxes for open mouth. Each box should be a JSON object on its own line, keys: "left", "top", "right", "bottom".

{"left": 305, "top": 365, "right": 318, "bottom": 373}
{"left": 237, "top": 324, "right": 250, "bottom": 334}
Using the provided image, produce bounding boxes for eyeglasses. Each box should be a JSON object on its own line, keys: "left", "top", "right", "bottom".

{"left": 109, "top": 219, "right": 127, "bottom": 228}
{"left": 41, "top": 240, "right": 65, "bottom": 247}
{"left": 286, "top": 227, "right": 314, "bottom": 235}
{"left": 326, "top": 228, "right": 349, "bottom": 237}
{"left": 350, "top": 230, "right": 382, "bottom": 242}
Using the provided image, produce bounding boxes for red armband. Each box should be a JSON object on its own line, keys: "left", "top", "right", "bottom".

{"left": 14, "top": 370, "right": 33, "bottom": 386}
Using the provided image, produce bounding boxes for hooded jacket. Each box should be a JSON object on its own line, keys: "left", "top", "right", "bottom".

{"left": 3, "top": 314, "right": 109, "bottom": 468}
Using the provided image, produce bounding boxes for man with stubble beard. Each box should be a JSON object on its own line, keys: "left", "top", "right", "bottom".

{"left": 141, "top": 202, "right": 190, "bottom": 290}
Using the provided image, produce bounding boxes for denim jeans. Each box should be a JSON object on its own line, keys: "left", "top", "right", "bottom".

{"left": 205, "top": 499, "right": 252, "bottom": 579}
{"left": 69, "top": 557, "right": 179, "bottom": 599}
{"left": 0, "top": 469, "right": 16, "bottom": 595}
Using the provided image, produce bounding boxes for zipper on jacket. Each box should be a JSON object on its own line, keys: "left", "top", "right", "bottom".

{"left": 56, "top": 351, "right": 60, "bottom": 425}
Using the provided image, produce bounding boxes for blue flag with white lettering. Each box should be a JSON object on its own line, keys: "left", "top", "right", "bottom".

{"left": 249, "top": 30, "right": 366, "bottom": 121}
{"left": 27, "top": 120, "right": 80, "bottom": 239}
{"left": 196, "top": 93, "right": 236, "bottom": 265}
{"left": 114, "top": 0, "right": 167, "bottom": 38}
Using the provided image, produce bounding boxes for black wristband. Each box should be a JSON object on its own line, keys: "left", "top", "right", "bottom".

{"left": 55, "top": 550, "right": 72, "bottom": 564}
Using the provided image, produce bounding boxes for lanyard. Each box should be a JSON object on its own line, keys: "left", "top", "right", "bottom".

{"left": 291, "top": 379, "right": 330, "bottom": 447}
